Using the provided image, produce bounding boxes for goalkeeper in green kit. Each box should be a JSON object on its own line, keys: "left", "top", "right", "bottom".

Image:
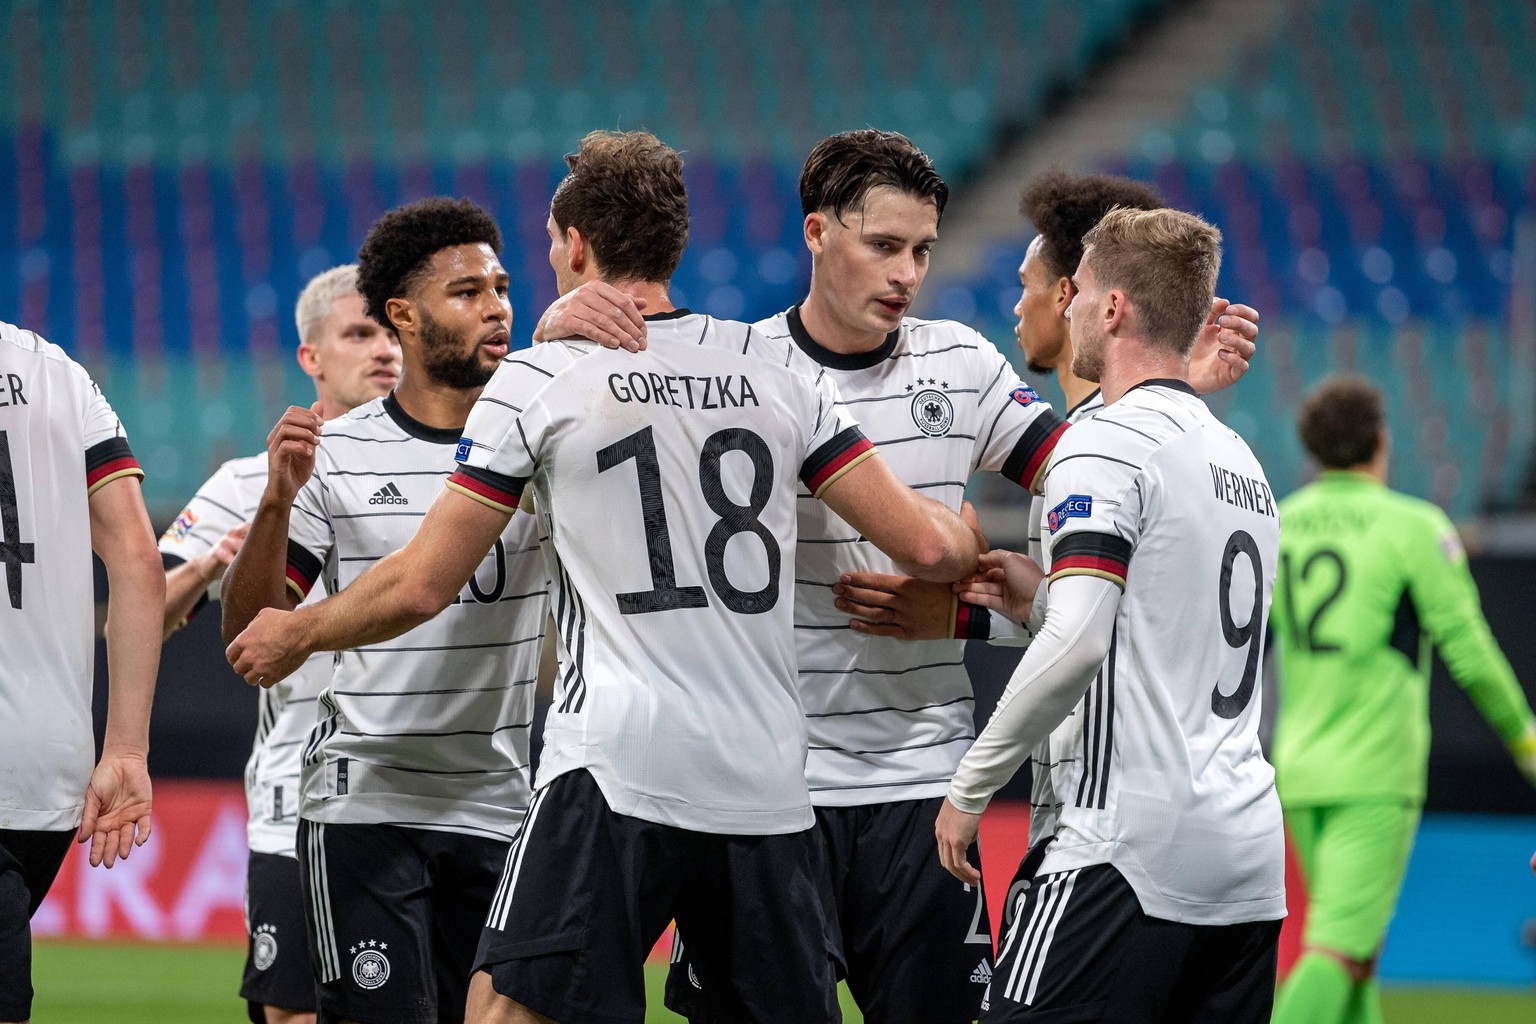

{"left": 1270, "top": 376, "right": 1536, "bottom": 1024}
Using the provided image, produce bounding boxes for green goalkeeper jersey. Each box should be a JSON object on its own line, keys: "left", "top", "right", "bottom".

{"left": 1272, "top": 470, "right": 1535, "bottom": 805}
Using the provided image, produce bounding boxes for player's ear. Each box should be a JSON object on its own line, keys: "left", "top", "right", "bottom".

{"left": 384, "top": 296, "right": 416, "bottom": 336}
{"left": 1103, "top": 289, "right": 1127, "bottom": 334}
{"left": 566, "top": 225, "right": 588, "bottom": 276}
{"left": 803, "top": 212, "right": 828, "bottom": 256}
{"left": 1053, "top": 276, "right": 1074, "bottom": 317}
{"left": 296, "top": 341, "right": 322, "bottom": 379}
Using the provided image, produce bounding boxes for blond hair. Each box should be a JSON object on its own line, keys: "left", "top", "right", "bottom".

{"left": 1080, "top": 207, "right": 1222, "bottom": 356}
{"left": 294, "top": 264, "right": 360, "bottom": 346}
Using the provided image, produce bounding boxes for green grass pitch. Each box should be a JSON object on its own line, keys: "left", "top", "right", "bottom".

{"left": 31, "top": 940, "right": 1536, "bottom": 1023}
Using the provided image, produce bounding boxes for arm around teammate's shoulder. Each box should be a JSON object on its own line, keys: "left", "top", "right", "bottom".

{"left": 86, "top": 473, "right": 163, "bottom": 867}
{"left": 818, "top": 451, "right": 983, "bottom": 582}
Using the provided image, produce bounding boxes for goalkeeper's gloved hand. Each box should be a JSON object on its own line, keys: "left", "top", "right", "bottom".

{"left": 1509, "top": 722, "right": 1536, "bottom": 789}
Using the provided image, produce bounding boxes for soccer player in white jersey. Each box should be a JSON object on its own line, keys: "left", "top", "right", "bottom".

{"left": 226, "top": 130, "right": 987, "bottom": 1024}
{"left": 838, "top": 169, "right": 1260, "bottom": 906}
{"left": 936, "top": 207, "right": 1286, "bottom": 1022}
{"left": 0, "top": 323, "right": 163, "bottom": 1024}
{"left": 159, "top": 265, "right": 399, "bottom": 1024}
{"left": 221, "top": 199, "right": 551, "bottom": 1024}
{"left": 629, "top": 133, "right": 1259, "bottom": 1024}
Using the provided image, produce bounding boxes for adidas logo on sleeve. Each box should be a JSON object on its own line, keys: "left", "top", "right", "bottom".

{"left": 368, "top": 482, "right": 408, "bottom": 506}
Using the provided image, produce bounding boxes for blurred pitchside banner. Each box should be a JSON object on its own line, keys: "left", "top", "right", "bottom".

{"left": 35, "top": 781, "right": 249, "bottom": 942}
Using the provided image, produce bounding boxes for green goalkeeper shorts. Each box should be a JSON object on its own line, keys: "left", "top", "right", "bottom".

{"left": 1284, "top": 799, "right": 1421, "bottom": 962}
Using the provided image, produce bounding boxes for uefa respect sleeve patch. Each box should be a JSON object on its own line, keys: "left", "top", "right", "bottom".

{"left": 1011, "top": 384, "right": 1042, "bottom": 406}
{"left": 1046, "top": 494, "right": 1093, "bottom": 534}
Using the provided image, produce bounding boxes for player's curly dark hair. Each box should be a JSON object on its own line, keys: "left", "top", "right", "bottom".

{"left": 799, "top": 129, "right": 949, "bottom": 222}
{"left": 356, "top": 197, "right": 503, "bottom": 329}
{"left": 1298, "top": 375, "right": 1385, "bottom": 469}
{"left": 1020, "top": 170, "right": 1164, "bottom": 281}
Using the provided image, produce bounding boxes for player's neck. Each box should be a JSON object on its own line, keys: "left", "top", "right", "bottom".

{"left": 600, "top": 279, "right": 675, "bottom": 317}
{"left": 1056, "top": 364, "right": 1099, "bottom": 412}
{"left": 1340, "top": 456, "right": 1388, "bottom": 483}
{"left": 1099, "top": 344, "right": 1189, "bottom": 406}
{"left": 797, "top": 289, "right": 888, "bottom": 355}
{"left": 392, "top": 373, "right": 480, "bottom": 432}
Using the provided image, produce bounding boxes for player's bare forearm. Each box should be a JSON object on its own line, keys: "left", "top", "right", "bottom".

{"left": 228, "top": 487, "right": 511, "bottom": 686}
{"left": 820, "top": 454, "right": 981, "bottom": 582}
{"left": 303, "top": 547, "right": 447, "bottom": 651}
{"left": 220, "top": 495, "right": 299, "bottom": 643}
{"left": 89, "top": 477, "right": 163, "bottom": 757}
{"left": 836, "top": 503, "right": 992, "bottom": 638}
{"left": 904, "top": 498, "right": 985, "bottom": 582}
{"left": 223, "top": 406, "right": 322, "bottom": 642}
{"left": 163, "top": 522, "right": 247, "bottom": 638}
{"left": 228, "top": 547, "right": 444, "bottom": 687}
{"left": 162, "top": 554, "right": 217, "bottom": 638}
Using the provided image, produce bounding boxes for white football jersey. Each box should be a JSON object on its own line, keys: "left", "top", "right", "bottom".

{"left": 1035, "top": 380, "right": 1284, "bottom": 925}
{"left": 451, "top": 312, "right": 872, "bottom": 835}
{"left": 1023, "top": 387, "right": 1104, "bottom": 846}
{"left": 755, "top": 307, "right": 1067, "bottom": 806}
{"left": 288, "top": 394, "right": 547, "bottom": 841}
{"left": 0, "top": 323, "right": 143, "bottom": 831}
{"left": 160, "top": 454, "right": 327, "bottom": 857}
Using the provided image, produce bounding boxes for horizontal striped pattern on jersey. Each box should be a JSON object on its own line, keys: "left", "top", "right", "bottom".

{"left": 756, "top": 307, "right": 1066, "bottom": 806}
{"left": 0, "top": 323, "right": 141, "bottom": 830}
{"left": 455, "top": 311, "right": 866, "bottom": 835}
{"left": 1035, "top": 380, "right": 1284, "bottom": 925}
{"left": 289, "top": 393, "right": 547, "bottom": 841}
{"left": 161, "top": 453, "right": 329, "bottom": 857}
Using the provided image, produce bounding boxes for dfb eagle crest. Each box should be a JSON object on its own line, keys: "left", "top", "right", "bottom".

{"left": 911, "top": 388, "right": 955, "bottom": 437}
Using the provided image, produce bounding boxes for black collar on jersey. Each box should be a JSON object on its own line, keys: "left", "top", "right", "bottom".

{"left": 384, "top": 392, "right": 464, "bottom": 445}
{"left": 643, "top": 308, "right": 694, "bottom": 322}
{"left": 786, "top": 304, "right": 899, "bottom": 370}
{"left": 1126, "top": 377, "right": 1197, "bottom": 398}
{"left": 1067, "top": 387, "right": 1103, "bottom": 419}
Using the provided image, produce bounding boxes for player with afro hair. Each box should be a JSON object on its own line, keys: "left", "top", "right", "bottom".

{"left": 356, "top": 196, "right": 504, "bottom": 331}
{"left": 1013, "top": 171, "right": 1164, "bottom": 377}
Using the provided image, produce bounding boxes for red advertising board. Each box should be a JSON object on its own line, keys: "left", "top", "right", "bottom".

{"left": 35, "top": 780, "right": 250, "bottom": 943}
{"left": 35, "top": 779, "right": 1306, "bottom": 976}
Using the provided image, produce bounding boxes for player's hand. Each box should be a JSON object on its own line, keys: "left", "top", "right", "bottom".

{"left": 78, "top": 750, "right": 152, "bottom": 868}
{"left": 266, "top": 404, "right": 323, "bottom": 505}
{"left": 198, "top": 521, "right": 249, "bottom": 583}
{"left": 836, "top": 571, "right": 953, "bottom": 640}
{"left": 953, "top": 549, "right": 1045, "bottom": 625}
{"left": 1508, "top": 724, "right": 1536, "bottom": 789}
{"left": 935, "top": 797, "right": 983, "bottom": 885}
{"left": 227, "top": 606, "right": 309, "bottom": 688}
{"left": 534, "top": 281, "right": 649, "bottom": 351}
{"left": 1188, "top": 298, "right": 1259, "bottom": 395}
